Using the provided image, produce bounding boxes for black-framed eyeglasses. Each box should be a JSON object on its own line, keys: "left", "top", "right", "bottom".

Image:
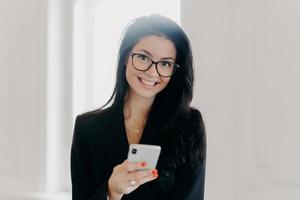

{"left": 129, "top": 52, "right": 180, "bottom": 77}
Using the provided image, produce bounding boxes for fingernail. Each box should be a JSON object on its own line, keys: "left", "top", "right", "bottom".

{"left": 152, "top": 169, "right": 158, "bottom": 175}
{"left": 140, "top": 162, "right": 147, "bottom": 167}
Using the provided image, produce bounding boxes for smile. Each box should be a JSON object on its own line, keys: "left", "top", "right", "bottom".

{"left": 138, "top": 77, "right": 159, "bottom": 87}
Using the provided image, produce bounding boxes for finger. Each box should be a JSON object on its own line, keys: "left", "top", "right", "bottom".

{"left": 114, "top": 169, "right": 150, "bottom": 185}
{"left": 126, "top": 169, "right": 152, "bottom": 181}
{"left": 124, "top": 160, "right": 148, "bottom": 172}
{"left": 135, "top": 171, "right": 159, "bottom": 185}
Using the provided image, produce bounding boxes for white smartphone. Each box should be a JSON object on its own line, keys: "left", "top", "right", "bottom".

{"left": 127, "top": 144, "right": 161, "bottom": 170}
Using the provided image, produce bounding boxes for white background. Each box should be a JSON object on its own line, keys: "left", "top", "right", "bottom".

{"left": 1, "top": 0, "right": 300, "bottom": 199}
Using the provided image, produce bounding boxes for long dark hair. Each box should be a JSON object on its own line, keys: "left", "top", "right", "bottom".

{"left": 103, "top": 14, "right": 193, "bottom": 123}
{"left": 101, "top": 14, "right": 204, "bottom": 167}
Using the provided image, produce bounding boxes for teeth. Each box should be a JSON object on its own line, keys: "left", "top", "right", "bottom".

{"left": 140, "top": 78, "right": 156, "bottom": 86}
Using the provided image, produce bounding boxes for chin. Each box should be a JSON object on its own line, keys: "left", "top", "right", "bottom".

{"left": 136, "top": 91, "right": 157, "bottom": 99}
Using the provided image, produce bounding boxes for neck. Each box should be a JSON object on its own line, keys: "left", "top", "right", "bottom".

{"left": 123, "top": 90, "right": 155, "bottom": 120}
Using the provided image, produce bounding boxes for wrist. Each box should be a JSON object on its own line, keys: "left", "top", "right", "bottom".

{"left": 107, "top": 179, "right": 123, "bottom": 200}
{"left": 107, "top": 191, "right": 122, "bottom": 200}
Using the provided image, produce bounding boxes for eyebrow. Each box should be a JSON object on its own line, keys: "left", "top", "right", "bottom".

{"left": 136, "top": 49, "right": 175, "bottom": 61}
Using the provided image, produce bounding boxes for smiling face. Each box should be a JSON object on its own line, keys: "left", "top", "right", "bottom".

{"left": 125, "top": 35, "right": 176, "bottom": 100}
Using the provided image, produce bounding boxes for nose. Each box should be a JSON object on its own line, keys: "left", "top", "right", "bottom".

{"left": 146, "top": 63, "right": 160, "bottom": 77}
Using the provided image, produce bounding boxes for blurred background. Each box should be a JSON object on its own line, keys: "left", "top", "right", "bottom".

{"left": 1, "top": 0, "right": 300, "bottom": 199}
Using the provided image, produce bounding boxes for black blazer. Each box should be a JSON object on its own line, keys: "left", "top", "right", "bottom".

{"left": 70, "top": 104, "right": 206, "bottom": 200}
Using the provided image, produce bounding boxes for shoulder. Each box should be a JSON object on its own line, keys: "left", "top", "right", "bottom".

{"left": 172, "top": 107, "right": 205, "bottom": 134}
{"left": 71, "top": 105, "right": 121, "bottom": 151}
{"left": 187, "top": 107, "right": 205, "bottom": 127}
{"left": 184, "top": 107, "right": 206, "bottom": 136}
{"left": 75, "top": 104, "right": 119, "bottom": 130}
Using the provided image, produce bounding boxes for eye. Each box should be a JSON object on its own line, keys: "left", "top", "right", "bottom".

{"left": 137, "top": 54, "right": 149, "bottom": 61}
{"left": 160, "top": 61, "right": 172, "bottom": 68}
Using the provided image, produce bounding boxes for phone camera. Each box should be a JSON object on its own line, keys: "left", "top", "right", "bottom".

{"left": 132, "top": 148, "right": 137, "bottom": 154}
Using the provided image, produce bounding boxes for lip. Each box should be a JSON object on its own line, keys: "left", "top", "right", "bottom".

{"left": 137, "top": 77, "right": 160, "bottom": 88}
{"left": 138, "top": 76, "right": 159, "bottom": 83}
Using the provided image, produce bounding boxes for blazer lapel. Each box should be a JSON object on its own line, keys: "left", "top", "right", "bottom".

{"left": 97, "top": 105, "right": 129, "bottom": 166}
{"left": 95, "top": 104, "right": 160, "bottom": 199}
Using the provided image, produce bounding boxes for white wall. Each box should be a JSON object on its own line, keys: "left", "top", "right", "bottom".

{"left": 183, "top": 0, "right": 300, "bottom": 199}
{"left": 0, "top": 0, "right": 47, "bottom": 198}
{"left": 1, "top": 0, "right": 300, "bottom": 199}
{"left": 0, "top": 0, "right": 72, "bottom": 199}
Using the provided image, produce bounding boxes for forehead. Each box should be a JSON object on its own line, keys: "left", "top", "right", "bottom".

{"left": 132, "top": 35, "right": 176, "bottom": 59}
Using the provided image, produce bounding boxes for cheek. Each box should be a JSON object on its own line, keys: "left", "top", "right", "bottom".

{"left": 159, "top": 77, "right": 171, "bottom": 89}
{"left": 125, "top": 64, "right": 139, "bottom": 85}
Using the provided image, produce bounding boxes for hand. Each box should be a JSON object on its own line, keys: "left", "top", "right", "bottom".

{"left": 107, "top": 159, "right": 159, "bottom": 200}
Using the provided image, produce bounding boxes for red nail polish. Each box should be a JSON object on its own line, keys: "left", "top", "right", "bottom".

{"left": 152, "top": 169, "right": 158, "bottom": 175}
{"left": 141, "top": 162, "right": 147, "bottom": 167}
{"left": 152, "top": 170, "right": 159, "bottom": 178}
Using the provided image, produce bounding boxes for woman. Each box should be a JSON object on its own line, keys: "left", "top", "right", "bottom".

{"left": 71, "top": 14, "right": 206, "bottom": 200}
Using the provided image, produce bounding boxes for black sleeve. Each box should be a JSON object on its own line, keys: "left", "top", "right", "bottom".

{"left": 168, "top": 160, "right": 206, "bottom": 200}
{"left": 168, "top": 108, "right": 206, "bottom": 200}
{"left": 70, "top": 116, "right": 108, "bottom": 200}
